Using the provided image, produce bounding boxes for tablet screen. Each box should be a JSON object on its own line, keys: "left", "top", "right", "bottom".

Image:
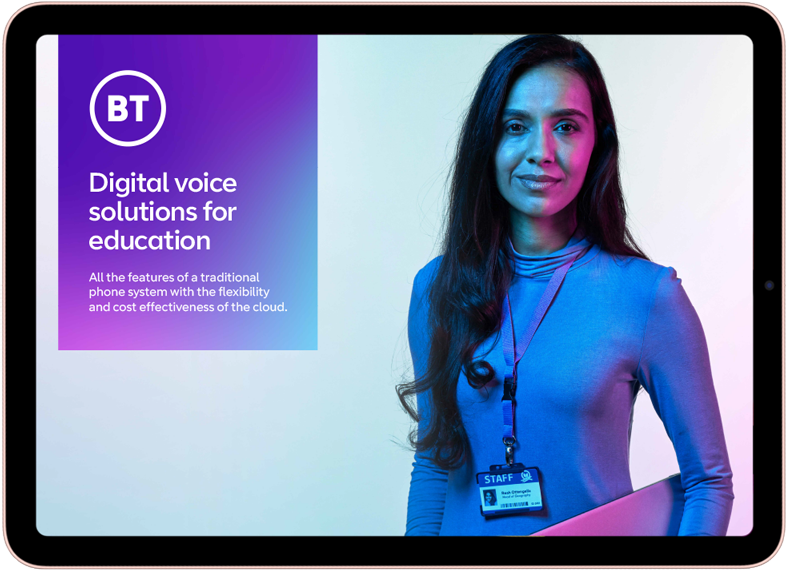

{"left": 36, "top": 33, "right": 752, "bottom": 537}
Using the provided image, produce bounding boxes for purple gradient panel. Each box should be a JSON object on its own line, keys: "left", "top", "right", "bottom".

{"left": 58, "top": 36, "right": 317, "bottom": 350}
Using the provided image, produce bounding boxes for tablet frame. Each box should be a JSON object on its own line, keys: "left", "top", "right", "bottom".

{"left": 4, "top": 2, "right": 784, "bottom": 566}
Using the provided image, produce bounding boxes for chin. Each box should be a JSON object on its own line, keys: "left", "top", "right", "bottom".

{"left": 517, "top": 203, "right": 557, "bottom": 219}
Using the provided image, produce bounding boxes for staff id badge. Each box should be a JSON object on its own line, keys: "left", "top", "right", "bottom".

{"left": 476, "top": 463, "right": 543, "bottom": 517}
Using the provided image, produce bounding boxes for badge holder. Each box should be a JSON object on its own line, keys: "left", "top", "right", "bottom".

{"left": 477, "top": 461, "right": 543, "bottom": 517}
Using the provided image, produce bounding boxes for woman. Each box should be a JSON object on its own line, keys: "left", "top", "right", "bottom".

{"left": 398, "top": 34, "right": 734, "bottom": 536}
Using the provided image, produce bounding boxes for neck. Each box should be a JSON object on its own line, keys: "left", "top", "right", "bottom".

{"left": 509, "top": 205, "right": 578, "bottom": 256}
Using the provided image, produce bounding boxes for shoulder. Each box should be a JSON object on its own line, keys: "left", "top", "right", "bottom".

{"left": 412, "top": 255, "right": 444, "bottom": 298}
{"left": 408, "top": 256, "right": 443, "bottom": 331}
{"left": 593, "top": 249, "right": 682, "bottom": 298}
{"left": 407, "top": 257, "right": 444, "bottom": 357}
{"left": 581, "top": 249, "right": 692, "bottom": 318}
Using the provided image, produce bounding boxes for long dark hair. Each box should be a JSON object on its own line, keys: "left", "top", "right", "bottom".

{"left": 396, "top": 35, "right": 651, "bottom": 471}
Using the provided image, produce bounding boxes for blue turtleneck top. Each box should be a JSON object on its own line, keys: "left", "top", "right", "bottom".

{"left": 404, "top": 229, "right": 734, "bottom": 536}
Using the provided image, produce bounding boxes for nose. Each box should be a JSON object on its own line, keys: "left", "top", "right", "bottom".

{"left": 525, "top": 124, "right": 555, "bottom": 165}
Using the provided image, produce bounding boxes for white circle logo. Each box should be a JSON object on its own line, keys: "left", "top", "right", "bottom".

{"left": 89, "top": 70, "right": 166, "bottom": 147}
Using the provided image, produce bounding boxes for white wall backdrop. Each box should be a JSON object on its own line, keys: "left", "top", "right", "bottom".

{"left": 36, "top": 34, "right": 752, "bottom": 536}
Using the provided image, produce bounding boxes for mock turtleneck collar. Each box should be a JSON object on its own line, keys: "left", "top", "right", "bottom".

{"left": 506, "top": 225, "right": 599, "bottom": 279}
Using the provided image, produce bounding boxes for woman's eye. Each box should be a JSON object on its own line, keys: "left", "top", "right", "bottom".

{"left": 505, "top": 122, "right": 577, "bottom": 134}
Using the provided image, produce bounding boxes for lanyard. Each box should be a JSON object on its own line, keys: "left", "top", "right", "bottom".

{"left": 500, "top": 249, "right": 582, "bottom": 466}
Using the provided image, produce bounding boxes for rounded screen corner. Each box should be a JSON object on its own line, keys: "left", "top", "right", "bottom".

{"left": 0, "top": 524, "right": 44, "bottom": 568}
{"left": 4, "top": 3, "right": 53, "bottom": 46}
{"left": 744, "top": 2, "right": 786, "bottom": 44}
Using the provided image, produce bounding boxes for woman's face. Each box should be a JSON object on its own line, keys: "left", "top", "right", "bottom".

{"left": 494, "top": 64, "right": 596, "bottom": 223}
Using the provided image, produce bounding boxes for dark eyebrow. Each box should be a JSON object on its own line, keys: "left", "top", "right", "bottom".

{"left": 502, "top": 108, "right": 590, "bottom": 122}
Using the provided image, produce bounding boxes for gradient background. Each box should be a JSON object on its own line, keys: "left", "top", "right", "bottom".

{"left": 58, "top": 35, "right": 317, "bottom": 350}
{"left": 37, "top": 34, "right": 752, "bottom": 535}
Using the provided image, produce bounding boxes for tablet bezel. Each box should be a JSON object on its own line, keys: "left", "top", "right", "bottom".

{"left": 5, "top": 2, "right": 783, "bottom": 566}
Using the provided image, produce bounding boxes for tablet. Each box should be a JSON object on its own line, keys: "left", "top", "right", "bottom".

{"left": 3, "top": 1, "right": 783, "bottom": 567}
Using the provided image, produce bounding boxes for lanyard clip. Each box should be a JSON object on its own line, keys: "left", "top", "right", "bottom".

{"left": 503, "top": 436, "right": 516, "bottom": 466}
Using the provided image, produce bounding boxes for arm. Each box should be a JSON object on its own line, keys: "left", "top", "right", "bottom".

{"left": 404, "top": 261, "right": 449, "bottom": 536}
{"left": 636, "top": 266, "right": 734, "bottom": 536}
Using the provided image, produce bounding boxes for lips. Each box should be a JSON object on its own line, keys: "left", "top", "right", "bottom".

{"left": 519, "top": 174, "right": 560, "bottom": 182}
{"left": 517, "top": 175, "right": 560, "bottom": 191}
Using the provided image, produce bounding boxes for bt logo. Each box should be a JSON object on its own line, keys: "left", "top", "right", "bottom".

{"left": 90, "top": 70, "right": 166, "bottom": 147}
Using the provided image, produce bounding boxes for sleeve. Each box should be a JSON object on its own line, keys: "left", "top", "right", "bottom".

{"left": 636, "top": 266, "right": 734, "bottom": 536}
{"left": 404, "top": 261, "right": 449, "bottom": 536}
